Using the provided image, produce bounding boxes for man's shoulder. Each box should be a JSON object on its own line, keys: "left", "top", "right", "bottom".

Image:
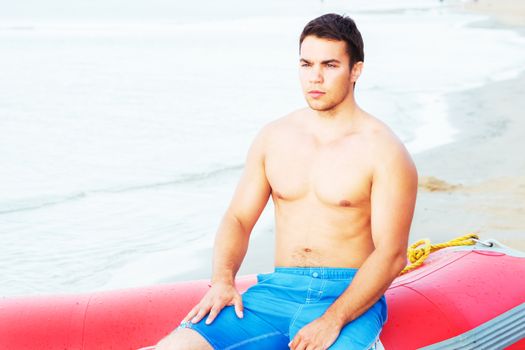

{"left": 361, "top": 112, "right": 406, "bottom": 154}
{"left": 360, "top": 112, "right": 416, "bottom": 174}
{"left": 257, "top": 108, "right": 306, "bottom": 139}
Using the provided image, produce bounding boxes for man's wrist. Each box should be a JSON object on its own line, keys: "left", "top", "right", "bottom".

{"left": 208, "top": 280, "right": 232, "bottom": 287}
{"left": 210, "top": 274, "right": 235, "bottom": 286}
{"left": 322, "top": 307, "right": 348, "bottom": 329}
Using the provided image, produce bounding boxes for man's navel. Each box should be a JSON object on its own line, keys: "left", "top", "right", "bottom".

{"left": 291, "top": 247, "right": 320, "bottom": 266}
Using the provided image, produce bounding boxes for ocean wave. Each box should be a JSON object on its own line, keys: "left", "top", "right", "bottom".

{"left": 0, "top": 163, "right": 243, "bottom": 215}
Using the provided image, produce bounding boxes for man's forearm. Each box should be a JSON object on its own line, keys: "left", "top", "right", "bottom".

{"left": 323, "top": 248, "right": 405, "bottom": 327}
{"left": 210, "top": 212, "right": 251, "bottom": 285}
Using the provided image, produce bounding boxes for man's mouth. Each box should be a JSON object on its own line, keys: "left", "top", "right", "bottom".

{"left": 308, "top": 90, "right": 325, "bottom": 98}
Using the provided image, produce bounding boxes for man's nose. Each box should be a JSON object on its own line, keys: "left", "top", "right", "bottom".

{"left": 309, "top": 66, "right": 323, "bottom": 84}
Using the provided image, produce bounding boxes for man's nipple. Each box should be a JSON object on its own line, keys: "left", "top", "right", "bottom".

{"left": 339, "top": 199, "right": 352, "bottom": 207}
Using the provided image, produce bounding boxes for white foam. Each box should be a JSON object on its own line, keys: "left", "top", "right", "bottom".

{"left": 405, "top": 94, "right": 458, "bottom": 154}
{"left": 103, "top": 239, "right": 213, "bottom": 290}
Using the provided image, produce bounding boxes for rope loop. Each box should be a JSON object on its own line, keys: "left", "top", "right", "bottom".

{"left": 400, "top": 233, "right": 479, "bottom": 275}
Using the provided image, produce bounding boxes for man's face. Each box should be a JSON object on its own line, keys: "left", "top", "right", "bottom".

{"left": 299, "top": 35, "right": 359, "bottom": 112}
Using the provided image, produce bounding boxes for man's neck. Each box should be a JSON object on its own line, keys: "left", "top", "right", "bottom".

{"left": 307, "top": 97, "right": 363, "bottom": 143}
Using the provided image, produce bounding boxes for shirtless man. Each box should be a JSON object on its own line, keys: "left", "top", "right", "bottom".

{"left": 156, "top": 13, "right": 417, "bottom": 350}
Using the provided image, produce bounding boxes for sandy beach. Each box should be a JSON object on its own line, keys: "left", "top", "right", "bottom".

{"left": 410, "top": 0, "right": 525, "bottom": 252}
{"left": 413, "top": 70, "right": 525, "bottom": 251}
{"left": 462, "top": 0, "right": 525, "bottom": 26}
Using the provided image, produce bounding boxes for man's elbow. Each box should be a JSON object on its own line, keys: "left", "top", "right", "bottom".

{"left": 391, "top": 253, "right": 407, "bottom": 276}
{"left": 377, "top": 248, "right": 407, "bottom": 277}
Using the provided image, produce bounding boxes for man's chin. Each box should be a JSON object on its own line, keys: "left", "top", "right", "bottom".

{"left": 306, "top": 101, "right": 334, "bottom": 112}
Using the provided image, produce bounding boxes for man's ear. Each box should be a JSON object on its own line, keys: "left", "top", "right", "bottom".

{"left": 351, "top": 61, "right": 364, "bottom": 83}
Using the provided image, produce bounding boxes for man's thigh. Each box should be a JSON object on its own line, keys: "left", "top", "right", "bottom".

{"left": 289, "top": 295, "right": 387, "bottom": 350}
{"left": 328, "top": 303, "right": 385, "bottom": 350}
{"left": 155, "top": 328, "right": 212, "bottom": 350}
{"left": 185, "top": 272, "right": 310, "bottom": 349}
{"left": 186, "top": 304, "right": 290, "bottom": 349}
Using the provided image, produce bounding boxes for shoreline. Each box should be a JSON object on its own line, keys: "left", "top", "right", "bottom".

{"left": 412, "top": 1, "right": 525, "bottom": 251}
{"left": 413, "top": 68, "right": 525, "bottom": 251}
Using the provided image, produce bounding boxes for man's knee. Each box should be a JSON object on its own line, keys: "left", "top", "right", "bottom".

{"left": 155, "top": 327, "right": 213, "bottom": 350}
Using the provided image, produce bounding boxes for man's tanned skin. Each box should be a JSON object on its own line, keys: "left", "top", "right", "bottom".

{"left": 157, "top": 34, "right": 417, "bottom": 350}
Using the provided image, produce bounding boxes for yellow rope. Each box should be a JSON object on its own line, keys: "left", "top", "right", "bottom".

{"left": 399, "top": 233, "right": 479, "bottom": 275}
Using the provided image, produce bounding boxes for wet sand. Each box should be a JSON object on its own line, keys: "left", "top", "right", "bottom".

{"left": 412, "top": 64, "right": 525, "bottom": 252}
{"left": 406, "top": 3, "right": 525, "bottom": 253}
{"left": 462, "top": 0, "right": 525, "bottom": 26}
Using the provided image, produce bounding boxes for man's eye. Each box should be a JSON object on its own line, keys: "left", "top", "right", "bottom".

{"left": 301, "top": 63, "right": 310, "bottom": 67}
{"left": 327, "top": 64, "right": 337, "bottom": 68}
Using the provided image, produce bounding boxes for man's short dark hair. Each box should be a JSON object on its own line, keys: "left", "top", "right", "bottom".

{"left": 299, "top": 13, "right": 364, "bottom": 69}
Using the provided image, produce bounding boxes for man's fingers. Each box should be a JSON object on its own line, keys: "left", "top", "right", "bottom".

{"left": 289, "top": 335, "right": 308, "bottom": 350}
{"left": 190, "top": 307, "right": 209, "bottom": 324}
{"left": 290, "top": 340, "right": 302, "bottom": 350}
{"left": 295, "top": 341, "right": 308, "bottom": 350}
{"left": 183, "top": 305, "right": 199, "bottom": 323}
{"left": 205, "top": 306, "right": 222, "bottom": 325}
{"left": 234, "top": 296, "right": 244, "bottom": 319}
{"left": 289, "top": 336, "right": 298, "bottom": 349}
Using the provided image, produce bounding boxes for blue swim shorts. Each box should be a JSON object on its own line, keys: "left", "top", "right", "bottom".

{"left": 178, "top": 267, "right": 388, "bottom": 350}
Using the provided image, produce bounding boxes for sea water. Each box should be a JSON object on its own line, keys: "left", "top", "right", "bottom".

{"left": 1, "top": 0, "right": 525, "bottom": 296}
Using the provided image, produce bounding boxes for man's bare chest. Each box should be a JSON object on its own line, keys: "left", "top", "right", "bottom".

{"left": 264, "top": 133, "right": 373, "bottom": 208}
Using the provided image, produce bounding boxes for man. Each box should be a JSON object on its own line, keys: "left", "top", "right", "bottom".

{"left": 156, "top": 13, "right": 417, "bottom": 350}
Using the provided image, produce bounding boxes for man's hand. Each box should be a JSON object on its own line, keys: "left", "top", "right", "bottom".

{"left": 182, "top": 281, "right": 244, "bottom": 325}
{"left": 288, "top": 315, "right": 343, "bottom": 350}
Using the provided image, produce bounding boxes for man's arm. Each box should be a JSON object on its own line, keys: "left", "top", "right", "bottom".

{"left": 211, "top": 125, "right": 272, "bottom": 285}
{"left": 289, "top": 139, "right": 417, "bottom": 349}
{"left": 183, "top": 125, "right": 272, "bottom": 325}
{"left": 323, "top": 141, "right": 417, "bottom": 325}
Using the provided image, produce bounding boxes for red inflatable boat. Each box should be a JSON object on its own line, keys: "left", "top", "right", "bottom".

{"left": 1, "top": 237, "right": 524, "bottom": 349}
